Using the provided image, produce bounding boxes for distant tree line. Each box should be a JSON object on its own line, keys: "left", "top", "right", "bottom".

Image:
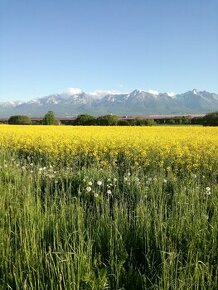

{"left": 5, "top": 111, "right": 218, "bottom": 126}
{"left": 73, "top": 114, "right": 157, "bottom": 126}
{"left": 7, "top": 113, "right": 157, "bottom": 126}
{"left": 8, "top": 111, "right": 59, "bottom": 125}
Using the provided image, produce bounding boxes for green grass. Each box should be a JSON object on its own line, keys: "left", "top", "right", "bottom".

{"left": 0, "top": 152, "right": 217, "bottom": 289}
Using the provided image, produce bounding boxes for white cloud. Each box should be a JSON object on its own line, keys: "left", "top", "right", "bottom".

{"left": 66, "top": 88, "right": 83, "bottom": 95}
{"left": 89, "top": 89, "right": 120, "bottom": 98}
{"left": 148, "top": 89, "right": 159, "bottom": 95}
{"left": 167, "top": 92, "right": 176, "bottom": 97}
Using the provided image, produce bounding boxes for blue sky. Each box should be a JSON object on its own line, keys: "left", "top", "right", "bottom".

{"left": 0, "top": 0, "right": 218, "bottom": 101}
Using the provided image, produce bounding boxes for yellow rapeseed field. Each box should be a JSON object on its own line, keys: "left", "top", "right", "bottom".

{"left": 0, "top": 125, "right": 217, "bottom": 173}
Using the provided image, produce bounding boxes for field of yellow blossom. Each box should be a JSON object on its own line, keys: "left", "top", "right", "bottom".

{"left": 0, "top": 125, "right": 217, "bottom": 289}
{"left": 0, "top": 125, "right": 217, "bottom": 173}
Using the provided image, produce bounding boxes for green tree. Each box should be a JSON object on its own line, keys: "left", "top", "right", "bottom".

{"left": 131, "top": 117, "right": 156, "bottom": 126}
{"left": 42, "top": 111, "right": 59, "bottom": 125}
{"left": 117, "top": 119, "right": 130, "bottom": 126}
{"left": 191, "top": 116, "right": 204, "bottom": 125}
{"left": 202, "top": 112, "right": 218, "bottom": 126}
{"left": 8, "top": 115, "right": 32, "bottom": 125}
{"left": 97, "top": 115, "right": 118, "bottom": 125}
{"left": 143, "top": 119, "right": 156, "bottom": 126}
{"left": 75, "top": 114, "right": 96, "bottom": 125}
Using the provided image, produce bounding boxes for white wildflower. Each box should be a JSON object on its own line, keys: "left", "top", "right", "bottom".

{"left": 88, "top": 181, "right": 93, "bottom": 186}
{"left": 107, "top": 189, "right": 112, "bottom": 195}
{"left": 86, "top": 186, "right": 92, "bottom": 192}
{"left": 205, "top": 187, "right": 211, "bottom": 196}
{"left": 97, "top": 181, "right": 102, "bottom": 186}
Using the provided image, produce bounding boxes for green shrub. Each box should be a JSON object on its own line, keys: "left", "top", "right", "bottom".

{"left": 143, "top": 118, "right": 156, "bottom": 126}
{"left": 42, "top": 111, "right": 59, "bottom": 125}
{"left": 191, "top": 116, "right": 204, "bottom": 125}
{"left": 130, "top": 118, "right": 156, "bottom": 126}
{"left": 8, "top": 115, "right": 32, "bottom": 125}
{"left": 75, "top": 114, "right": 97, "bottom": 125}
{"left": 202, "top": 112, "right": 218, "bottom": 126}
{"left": 117, "top": 119, "right": 130, "bottom": 126}
{"left": 97, "top": 115, "right": 118, "bottom": 125}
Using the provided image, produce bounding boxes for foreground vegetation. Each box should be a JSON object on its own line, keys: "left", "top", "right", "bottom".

{"left": 0, "top": 126, "right": 217, "bottom": 289}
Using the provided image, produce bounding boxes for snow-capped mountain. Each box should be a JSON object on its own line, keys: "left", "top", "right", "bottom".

{"left": 0, "top": 89, "right": 218, "bottom": 117}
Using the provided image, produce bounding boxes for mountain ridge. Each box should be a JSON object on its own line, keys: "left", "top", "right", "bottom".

{"left": 0, "top": 89, "right": 218, "bottom": 117}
